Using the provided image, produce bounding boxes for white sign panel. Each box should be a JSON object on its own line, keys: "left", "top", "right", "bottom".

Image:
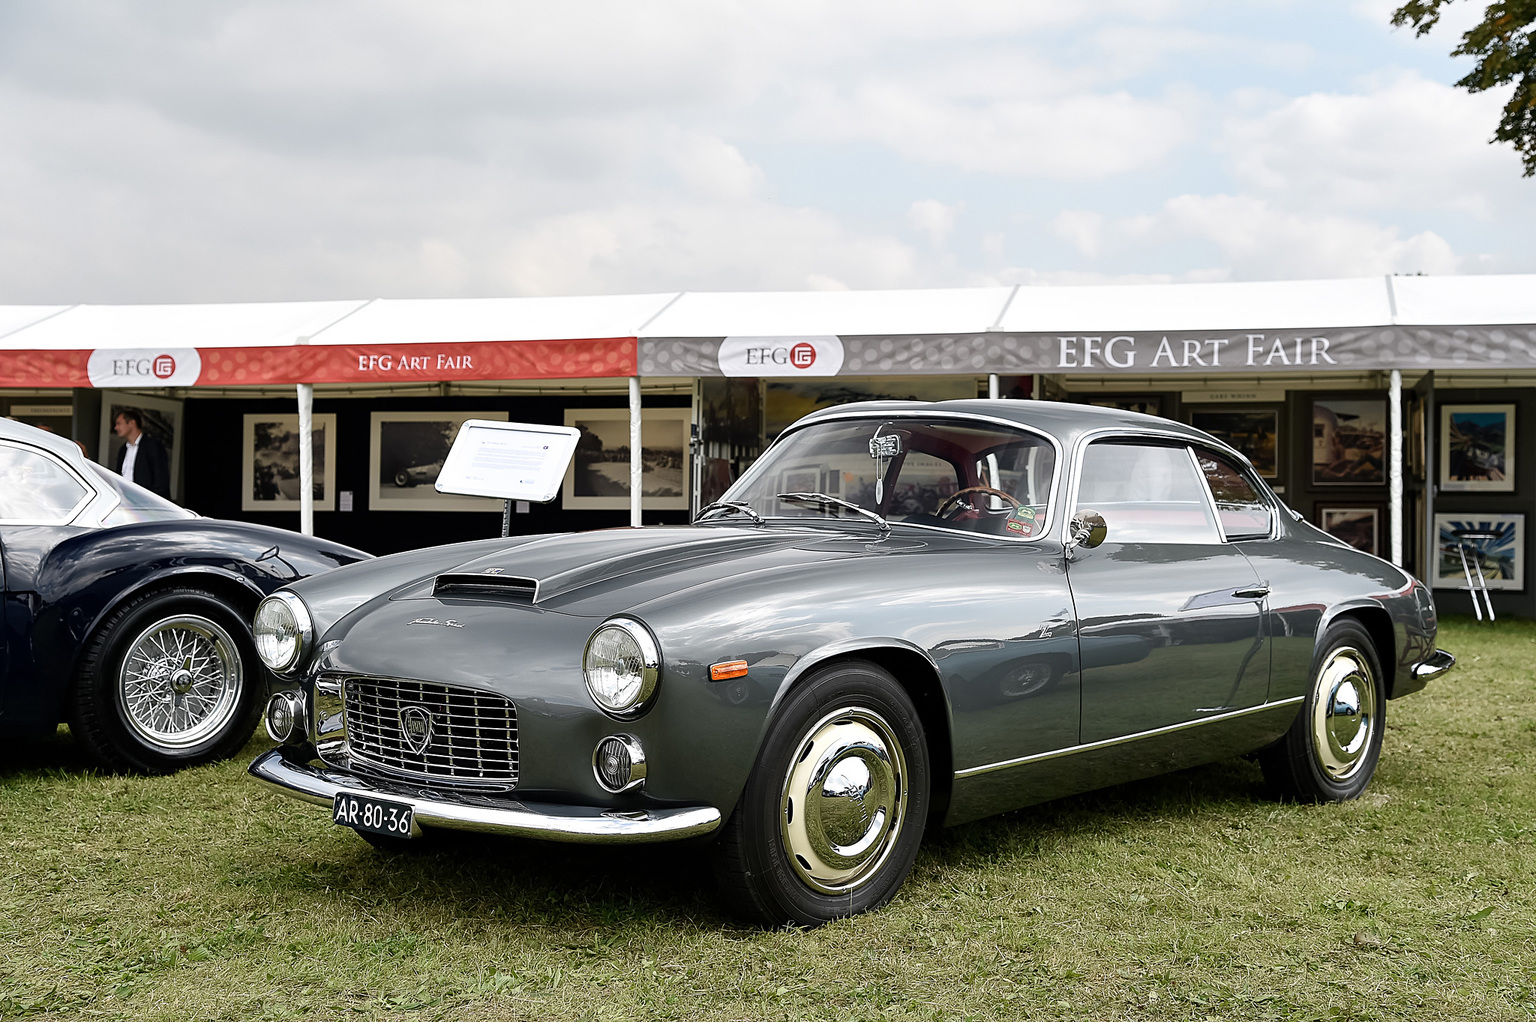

{"left": 436, "top": 420, "right": 581, "bottom": 503}
{"left": 717, "top": 335, "right": 845, "bottom": 377}
{"left": 87, "top": 348, "right": 202, "bottom": 388}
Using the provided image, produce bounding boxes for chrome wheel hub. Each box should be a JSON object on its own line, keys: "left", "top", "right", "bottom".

{"left": 118, "top": 614, "right": 243, "bottom": 749}
{"left": 1311, "top": 646, "right": 1377, "bottom": 781}
{"left": 780, "top": 706, "right": 907, "bottom": 894}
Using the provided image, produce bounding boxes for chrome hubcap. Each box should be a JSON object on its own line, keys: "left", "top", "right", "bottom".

{"left": 780, "top": 706, "right": 907, "bottom": 894}
{"left": 117, "top": 614, "right": 243, "bottom": 749}
{"left": 1310, "top": 646, "right": 1377, "bottom": 781}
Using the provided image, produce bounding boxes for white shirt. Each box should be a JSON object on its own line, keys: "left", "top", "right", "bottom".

{"left": 121, "top": 436, "right": 140, "bottom": 481}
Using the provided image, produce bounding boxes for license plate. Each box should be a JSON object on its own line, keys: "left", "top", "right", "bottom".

{"left": 332, "top": 792, "right": 415, "bottom": 839}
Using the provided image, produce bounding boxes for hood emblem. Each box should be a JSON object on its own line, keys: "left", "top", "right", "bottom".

{"left": 408, "top": 617, "right": 464, "bottom": 628}
{"left": 399, "top": 706, "right": 434, "bottom": 755}
{"left": 482, "top": 567, "right": 505, "bottom": 574}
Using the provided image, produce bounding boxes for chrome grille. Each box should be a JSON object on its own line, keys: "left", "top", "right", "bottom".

{"left": 344, "top": 676, "right": 518, "bottom": 784}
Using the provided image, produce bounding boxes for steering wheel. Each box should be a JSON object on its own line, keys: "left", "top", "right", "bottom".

{"left": 936, "top": 486, "right": 1020, "bottom": 519}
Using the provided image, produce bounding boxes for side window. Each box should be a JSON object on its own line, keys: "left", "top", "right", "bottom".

{"left": 1075, "top": 441, "right": 1219, "bottom": 544}
{"left": 1196, "top": 449, "right": 1274, "bottom": 540}
{"left": 0, "top": 444, "right": 91, "bottom": 522}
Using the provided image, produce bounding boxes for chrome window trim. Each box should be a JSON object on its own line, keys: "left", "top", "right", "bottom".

{"left": 0, "top": 438, "right": 99, "bottom": 526}
{"left": 955, "top": 696, "right": 1304, "bottom": 779}
{"left": 1188, "top": 442, "right": 1281, "bottom": 543}
{"left": 724, "top": 410, "right": 1065, "bottom": 544}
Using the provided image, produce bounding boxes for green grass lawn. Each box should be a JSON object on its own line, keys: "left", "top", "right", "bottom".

{"left": 2, "top": 616, "right": 1532, "bottom": 1021}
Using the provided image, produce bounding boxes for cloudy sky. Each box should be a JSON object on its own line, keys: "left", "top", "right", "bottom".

{"left": 1, "top": 0, "right": 1531, "bottom": 304}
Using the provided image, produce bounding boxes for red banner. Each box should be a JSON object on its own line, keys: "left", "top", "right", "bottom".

{"left": 0, "top": 338, "right": 637, "bottom": 388}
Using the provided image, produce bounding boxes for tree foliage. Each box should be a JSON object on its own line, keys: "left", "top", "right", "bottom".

{"left": 1393, "top": 0, "right": 1536, "bottom": 175}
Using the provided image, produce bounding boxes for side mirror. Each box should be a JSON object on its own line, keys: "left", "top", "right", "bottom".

{"left": 1068, "top": 509, "right": 1108, "bottom": 549}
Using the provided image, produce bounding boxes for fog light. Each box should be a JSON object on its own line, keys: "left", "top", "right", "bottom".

{"left": 265, "top": 692, "right": 305, "bottom": 744}
{"left": 592, "top": 734, "right": 647, "bottom": 793}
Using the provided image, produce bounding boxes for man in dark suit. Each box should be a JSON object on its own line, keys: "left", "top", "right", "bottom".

{"left": 112, "top": 408, "right": 172, "bottom": 498}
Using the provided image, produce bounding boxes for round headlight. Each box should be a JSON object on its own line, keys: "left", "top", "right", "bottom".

{"left": 583, "top": 618, "right": 661, "bottom": 717}
{"left": 253, "top": 592, "right": 313, "bottom": 674}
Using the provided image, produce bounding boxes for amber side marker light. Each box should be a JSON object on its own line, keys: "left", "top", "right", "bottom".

{"left": 710, "top": 660, "right": 749, "bottom": 681}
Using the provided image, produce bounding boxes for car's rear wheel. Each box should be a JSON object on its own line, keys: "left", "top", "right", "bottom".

{"left": 1260, "top": 619, "right": 1384, "bottom": 802}
{"left": 70, "top": 587, "right": 264, "bottom": 775}
{"left": 712, "top": 660, "right": 929, "bottom": 926}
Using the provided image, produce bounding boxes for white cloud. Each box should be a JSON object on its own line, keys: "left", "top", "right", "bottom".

{"left": 908, "top": 199, "right": 959, "bottom": 249}
{"left": 1223, "top": 72, "right": 1521, "bottom": 218}
{"left": 1050, "top": 210, "right": 1106, "bottom": 259}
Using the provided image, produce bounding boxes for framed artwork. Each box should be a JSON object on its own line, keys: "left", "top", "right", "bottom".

{"left": 98, "top": 391, "right": 185, "bottom": 501}
{"left": 1407, "top": 400, "right": 1426, "bottom": 480}
{"left": 1440, "top": 404, "right": 1514, "bottom": 492}
{"left": 1190, "top": 408, "right": 1280, "bottom": 478}
{"left": 369, "top": 411, "right": 509, "bottom": 512}
{"left": 1318, "top": 505, "right": 1381, "bottom": 557}
{"left": 1312, "top": 398, "right": 1385, "bottom": 485}
{"left": 1432, "top": 513, "right": 1524, "bottom": 591}
{"left": 242, "top": 414, "right": 337, "bottom": 512}
{"left": 563, "top": 408, "right": 691, "bottom": 510}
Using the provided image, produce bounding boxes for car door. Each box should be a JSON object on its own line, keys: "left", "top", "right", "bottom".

{"left": 1065, "top": 437, "right": 1269, "bottom": 745}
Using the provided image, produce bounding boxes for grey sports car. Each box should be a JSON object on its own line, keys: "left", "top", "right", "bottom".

{"left": 249, "top": 399, "right": 1453, "bottom": 925}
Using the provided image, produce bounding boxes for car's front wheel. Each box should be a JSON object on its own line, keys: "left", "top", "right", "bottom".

{"left": 712, "top": 659, "right": 930, "bottom": 926}
{"left": 1260, "top": 619, "right": 1385, "bottom": 802}
{"left": 70, "top": 587, "right": 264, "bottom": 774}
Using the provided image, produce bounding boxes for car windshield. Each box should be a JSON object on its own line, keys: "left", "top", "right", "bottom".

{"left": 86, "top": 462, "right": 197, "bottom": 524}
{"left": 716, "top": 417, "right": 1057, "bottom": 538}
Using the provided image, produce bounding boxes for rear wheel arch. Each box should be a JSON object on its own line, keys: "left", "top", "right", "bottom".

{"left": 1325, "top": 605, "right": 1397, "bottom": 699}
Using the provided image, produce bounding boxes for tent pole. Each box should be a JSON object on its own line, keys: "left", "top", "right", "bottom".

{"left": 629, "top": 376, "right": 642, "bottom": 528}
{"left": 988, "top": 374, "right": 999, "bottom": 399}
{"left": 1389, "top": 370, "right": 1402, "bottom": 566}
{"left": 297, "top": 383, "right": 314, "bottom": 537}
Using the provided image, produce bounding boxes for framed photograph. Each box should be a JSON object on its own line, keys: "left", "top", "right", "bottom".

{"left": 242, "top": 414, "right": 337, "bottom": 512}
{"left": 1312, "top": 398, "right": 1385, "bottom": 485}
{"left": 1190, "top": 408, "right": 1279, "bottom": 478}
{"left": 563, "top": 407, "right": 691, "bottom": 510}
{"left": 1407, "top": 399, "right": 1426, "bottom": 480}
{"left": 765, "top": 377, "right": 975, "bottom": 441}
{"left": 369, "top": 411, "right": 509, "bottom": 511}
{"left": 1440, "top": 404, "right": 1514, "bottom": 492}
{"left": 1432, "top": 513, "right": 1524, "bottom": 591}
{"left": 98, "top": 391, "right": 184, "bottom": 501}
{"left": 1318, "top": 505, "right": 1381, "bottom": 557}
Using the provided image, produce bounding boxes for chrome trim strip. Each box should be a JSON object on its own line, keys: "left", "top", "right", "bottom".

{"left": 1413, "top": 648, "right": 1456, "bottom": 680}
{"left": 249, "top": 748, "right": 721, "bottom": 844}
{"left": 954, "top": 697, "right": 1305, "bottom": 779}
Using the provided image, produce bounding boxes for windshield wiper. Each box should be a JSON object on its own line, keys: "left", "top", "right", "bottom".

{"left": 777, "top": 492, "right": 889, "bottom": 531}
{"left": 696, "top": 499, "right": 765, "bottom": 525}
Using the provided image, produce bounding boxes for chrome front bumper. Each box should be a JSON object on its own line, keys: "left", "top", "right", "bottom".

{"left": 1413, "top": 648, "right": 1457, "bottom": 681}
{"left": 248, "top": 748, "right": 722, "bottom": 844}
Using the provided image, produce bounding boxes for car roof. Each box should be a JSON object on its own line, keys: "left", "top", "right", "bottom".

{"left": 0, "top": 415, "right": 89, "bottom": 463}
{"left": 794, "top": 398, "right": 1220, "bottom": 448}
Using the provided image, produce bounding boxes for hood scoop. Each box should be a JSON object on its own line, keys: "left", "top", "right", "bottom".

{"left": 433, "top": 572, "right": 539, "bottom": 603}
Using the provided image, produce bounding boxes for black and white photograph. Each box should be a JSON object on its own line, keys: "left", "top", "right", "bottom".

{"left": 1319, "top": 506, "right": 1381, "bottom": 557}
{"left": 1190, "top": 408, "right": 1280, "bottom": 478}
{"left": 97, "top": 391, "right": 185, "bottom": 501}
{"left": 563, "top": 408, "right": 691, "bottom": 510}
{"left": 241, "top": 413, "right": 336, "bottom": 512}
{"left": 1312, "top": 398, "right": 1386, "bottom": 485}
{"left": 368, "top": 411, "right": 508, "bottom": 512}
{"left": 1440, "top": 404, "right": 1515, "bottom": 492}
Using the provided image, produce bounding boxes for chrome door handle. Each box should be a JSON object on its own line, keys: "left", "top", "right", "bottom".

{"left": 1232, "top": 585, "right": 1270, "bottom": 600}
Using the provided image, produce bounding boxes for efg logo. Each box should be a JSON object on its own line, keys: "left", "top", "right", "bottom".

{"left": 717, "top": 335, "right": 845, "bottom": 378}
{"left": 152, "top": 354, "right": 176, "bottom": 379}
{"left": 87, "top": 347, "right": 202, "bottom": 388}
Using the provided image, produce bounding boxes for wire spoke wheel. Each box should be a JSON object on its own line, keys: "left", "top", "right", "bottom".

{"left": 116, "top": 614, "right": 243, "bottom": 750}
